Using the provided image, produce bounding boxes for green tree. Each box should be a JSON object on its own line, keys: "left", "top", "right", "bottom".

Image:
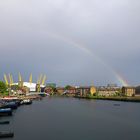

{"left": 65, "top": 85, "right": 72, "bottom": 90}
{"left": 0, "top": 81, "right": 7, "bottom": 93}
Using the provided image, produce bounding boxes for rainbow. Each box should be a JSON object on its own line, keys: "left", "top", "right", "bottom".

{"left": 115, "top": 73, "right": 129, "bottom": 86}
{"left": 45, "top": 31, "right": 129, "bottom": 86}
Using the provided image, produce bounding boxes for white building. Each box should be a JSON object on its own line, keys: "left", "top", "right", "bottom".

{"left": 13, "top": 82, "right": 45, "bottom": 92}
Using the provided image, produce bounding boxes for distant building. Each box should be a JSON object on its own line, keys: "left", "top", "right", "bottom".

{"left": 78, "top": 87, "right": 90, "bottom": 96}
{"left": 44, "top": 87, "right": 54, "bottom": 94}
{"left": 56, "top": 87, "right": 65, "bottom": 95}
{"left": 135, "top": 86, "right": 140, "bottom": 96}
{"left": 14, "top": 82, "right": 37, "bottom": 92}
{"left": 122, "top": 87, "right": 135, "bottom": 97}
{"left": 65, "top": 86, "right": 77, "bottom": 96}
{"left": 36, "top": 84, "right": 41, "bottom": 92}
{"left": 21, "top": 86, "right": 30, "bottom": 94}
{"left": 97, "top": 86, "right": 121, "bottom": 97}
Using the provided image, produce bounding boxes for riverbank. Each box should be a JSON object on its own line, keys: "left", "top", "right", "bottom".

{"left": 0, "top": 94, "right": 42, "bottom": 100}
{"left": 74, "top": 95, "right": 140, "bottom": 102}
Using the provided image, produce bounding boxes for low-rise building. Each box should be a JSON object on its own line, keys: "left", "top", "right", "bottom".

{"left": 77, "top": 87, "right": 90, "bottom": 96}
{"left": 75, "top": 86, "right": 97, "bottom": 96}
{"left": 122, "top": 86, "right": 135, "bottom": 97}
{"left": 65, "top": 87, "right": 77, "bottom": 96}
{"left": 135, "top": 86, "right": 140, "bottom": 96}
{"left": 56, "top": 87, "right": 65, "bottom": 95}
{"left": 44, "top": 87, "right": 54, "bottom": 94}
{"left": 97, "top": 86, "right": 121, "bottom": 97}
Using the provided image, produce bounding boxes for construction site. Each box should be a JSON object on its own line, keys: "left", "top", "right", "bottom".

{"left": 3, "top": 73, "right": 47, "bottom": 92}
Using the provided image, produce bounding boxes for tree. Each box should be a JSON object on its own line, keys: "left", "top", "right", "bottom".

{"left": 65, "top": 85, "right": 72, "bottom": 90}
{"left": 0, "top": 81, "right": 7, "bottom": 93}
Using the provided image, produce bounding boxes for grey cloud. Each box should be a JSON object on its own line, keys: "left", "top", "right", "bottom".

{"left": 0, "top": 0, "right": 140, "bottom": 86}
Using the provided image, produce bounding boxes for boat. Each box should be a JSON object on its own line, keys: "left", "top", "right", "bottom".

{"left": 0, "top": 121, "right": 10, "bottom": 124}
{"left": 2, "top": 101, "right": 18, "bottom": 109}
{"left": 14, "top": 100, "right": 21, "bottom": 106}
{"left": 0, "top": 108, "right": 12, "bottom": 116}
{"left": 0, "top": 131, "right": 14, "bottom": 138}
{"left": 21, "top": 99, "right": 32, "bottom": 105}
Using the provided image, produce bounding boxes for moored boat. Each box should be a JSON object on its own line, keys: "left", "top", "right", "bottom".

{"left": 0, "top": 131, "right": 14, "bottom": 138}
{"left": 20, "top": 99, "right": 32, "bottom": 105}
{"left": 0, "top": 121, "right": 10, "bottom": 124}
{"left": 2, "top": 101, "right": 18, "bottom": 109}
{"left": 0, "top": 108, "right": 12, "bottom": 116}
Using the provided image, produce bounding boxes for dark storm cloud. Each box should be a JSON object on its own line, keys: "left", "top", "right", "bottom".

{"left": 0, "top": 0, "right": 140, "bottom": 86}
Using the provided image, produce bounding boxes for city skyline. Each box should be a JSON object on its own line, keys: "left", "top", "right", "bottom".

{"left": 0, "top": 0, "right": 140, "bottom": 86}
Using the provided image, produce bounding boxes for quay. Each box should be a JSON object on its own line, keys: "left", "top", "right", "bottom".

{"left": 74, "top": 95, "right": 140, "bottom": 103}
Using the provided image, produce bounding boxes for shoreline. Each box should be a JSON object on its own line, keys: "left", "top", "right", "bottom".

{"left": 1, "top": 94, "right": 140, "bottom": 103}
{"left": 74, "top": 96, "right": 140, "bottom": 103}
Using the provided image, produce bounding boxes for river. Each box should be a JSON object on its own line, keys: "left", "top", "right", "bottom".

{"left": 0, "top": 97, "right": 140, "bottom": 140}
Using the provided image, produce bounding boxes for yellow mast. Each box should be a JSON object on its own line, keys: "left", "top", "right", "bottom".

{"left": 41, "top": 75, "right": 46, "bottom": 85}
{"left": 37, "top": 76, "right": 39, "bottom": 84}
{"left": 4, "top": 74, "right": 9, "bottom": 86}
{"left": 36, "top": 74, "right": 42, "bottom": 92}
{"left": 38, "top": 74, "right": 42, "bottom": 84}
{"left": 18, "top": 72, "right": 21, "bottom": 82}
{"left": 18, "top": 72, "right": 23, "bottom": 82}
{"left": 18, "top": 72, "right": 24, "bottom": 87}
{"left": 10, "top": 74, "right": 14, "bottom": 85}
{"left": 29, "top": 73, "right": 32, "bottom": 84}
{"left": 9, "top": 74, "right": 13, "bottom": 86}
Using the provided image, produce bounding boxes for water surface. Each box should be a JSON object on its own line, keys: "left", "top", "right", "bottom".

{"left": 0, "top": 97, "right": 140, "bottom": 140}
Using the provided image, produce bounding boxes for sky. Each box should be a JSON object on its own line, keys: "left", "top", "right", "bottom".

{"left": 0, "top": 0, "right": 140, "bottom": 86}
